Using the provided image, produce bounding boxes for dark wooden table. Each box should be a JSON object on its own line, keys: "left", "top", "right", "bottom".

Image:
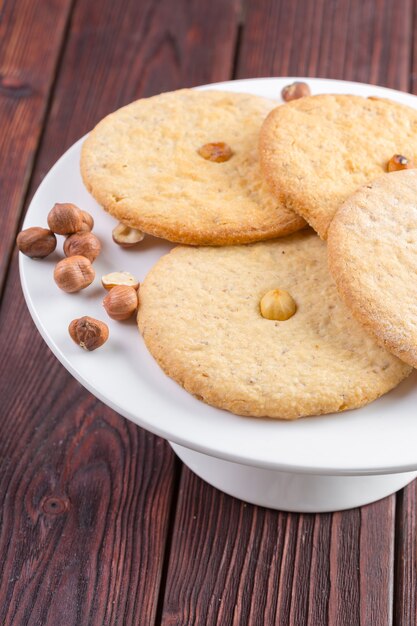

{"left": 1, "top": 0, "right": 416, "bottom": 624}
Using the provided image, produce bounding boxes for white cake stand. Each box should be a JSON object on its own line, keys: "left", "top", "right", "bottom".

{"left": 169, "top": 444, "right": 417, "bottom": 512}
{"left": 19, "top": 77, "right": 417, "bottom": 512}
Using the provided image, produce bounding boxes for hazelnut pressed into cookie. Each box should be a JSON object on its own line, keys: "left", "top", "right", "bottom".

{"left": 138, "top": 230, "right": 410, "bottom": 419}
{"left": 259, "top": 94, "right": 417, "bottom": 238}
{"left": 81, "top": 89, "right": 306, "bottom": 246}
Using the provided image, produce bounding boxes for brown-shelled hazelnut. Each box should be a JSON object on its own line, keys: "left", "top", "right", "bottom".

{"left": 103, "top": 285, "right": 138, "bottom": 320}
{"left": 281, "top": 81, "right": 311, "bottom": 102}
{"left": 54, "top": 255, "right": 95, "bottom": 292}
{"left": 64, "top": 232, "right": 101, "bottom": 263}
{"left": 47, "top": 203, "right": 84, "bottom": 235}
{"left": 16, "top": 227, "right": 56, "bottom": 258}
{"left": 68, "top": 316, "right": 109, "bottom": 351}
{"left": 79, "top": 210, "right": 94, "bottom": 232}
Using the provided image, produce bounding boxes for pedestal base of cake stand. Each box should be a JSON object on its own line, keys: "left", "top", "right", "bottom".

{"left": 170, "top": 442, "right": 417, "bottom": 512}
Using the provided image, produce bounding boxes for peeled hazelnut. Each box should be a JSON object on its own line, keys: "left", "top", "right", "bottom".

{"left": 387, "top": 154, "right": 415, "bottom": 172}
{"left": 47, "top": 203, "right": 84, "bottom": 235}
{"left": 281, "top": 81, "right": 311, "bottom": 102}
{"left": 16, "top": 227, "right": 56, "bottom": 258}
{"left": 197, "top": 142, "right": 233, "bottom": 162}
{"left": 101, "top": 271, "right": 139, "bottom": 291}
{"left": 64, "top": 232, "right": 101, "bottom": 262}
{"left": 260, "top": 289, "right": 296, "bottom": 321}
{"left": 112, "top": 222, "right": 145, "bottom": 247}
{"left": 79, "top": 210, "right": 94, "bottom": 232}
{"left": 69, "top": 316, "right": 109, "bottom": 351}
{"left": 54, "top": 255, "right": 95, "bottom": 292}
{"left": 103, "top": 285, "right": 138, "bottom": 320}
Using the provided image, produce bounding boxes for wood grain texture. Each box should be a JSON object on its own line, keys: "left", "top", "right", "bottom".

{"left": 394, "top": 482, "right": 417, "bottom": 625}
{"left": 159, "top": 470, "right": 395, "bottom": 626}
{"left": 329, "top": 499, "right": 395, "bottom": 626}
{"left": 0, "top": 0, "right": 240, "bottom": 623}
{"left": 236, "top": 0, "right": 411, "bottom": 90}
{"left": 0, "top": 0, "right": 74, "bottom": 293}
{"left": 0, "top": 258, "right": 177, "bottom": 626}
{"left": 0, "top": 257, "right": 177, "bottom": 626}
{"left": 3, "top": 0, "right": 417, "bottom": 624}
{"left": 412, "top": 0, "right": 417, "bottom": 95}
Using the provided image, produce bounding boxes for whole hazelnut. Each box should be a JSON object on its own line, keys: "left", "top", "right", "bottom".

{"left": 79, "top": 210, "right": 94, "bottom": 232}
{"left": 54, "top": 255, "right": 95, "bottom": 292}
{"left": 64, "top": 232, "right": 101, "bottom": 262}
{"left": 103, "top": 285, "right": 138, "bottom": 320}
{"left": 16, "top": 227, "right": 56, "bottom": 258}
{"left": 281, "top": 81, "right": 311, "bottom": 102}
{"left": 69, "top": 316, "right": 109, "bottom": 351}
{"left": 112, "top": 222, "right": 144, "bottom": 247}
{"left": 47, "top": 203, "right": 84, "bottom": 235}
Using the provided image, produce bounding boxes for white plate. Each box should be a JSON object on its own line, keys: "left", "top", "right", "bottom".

{"left": 20, "top": 77, "right": 417, "bottom": 477}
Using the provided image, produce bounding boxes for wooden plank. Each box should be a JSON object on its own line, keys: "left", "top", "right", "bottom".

{"left": 412, "top": 0, "right": 417, "bottom": 95}
{"left": 394, "top": 483, "right": 417, "bottom": 625}
{"left": 236, "top": 0, "right": 411, "bottom": 90}
{"left": 0, "top": 0, "right": 240, "bottom": 623}
{"left": 0, "top": 0, "right": 74, "bottom": 292}
{"left": 331, "top": 499, "right": 395, "bottom": 626}
{"left": 160, "top": 1, "right": 411, "bottom": 624}
{"left": 160, "top": 470, "right": 395, "bottom": 626}
{"left": 0, "top": 265, "right": 176, "bottom": 625}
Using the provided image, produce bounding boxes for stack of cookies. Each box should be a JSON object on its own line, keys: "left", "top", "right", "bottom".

{"left": 81, "top": 86, "right": 417, "bottom": 419}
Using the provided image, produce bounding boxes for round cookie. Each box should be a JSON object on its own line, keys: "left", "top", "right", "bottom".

{"left": 259, "top": 94, "right": 417, "bottom": 238}
{"left": 328, "top": 169, "right": 417, "bottom": 368}
{"left": 138, "top": 230, "right": 411, "bottom": 419}
{"left": 80, "top": 89, "right": 306, "bottom": 245}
